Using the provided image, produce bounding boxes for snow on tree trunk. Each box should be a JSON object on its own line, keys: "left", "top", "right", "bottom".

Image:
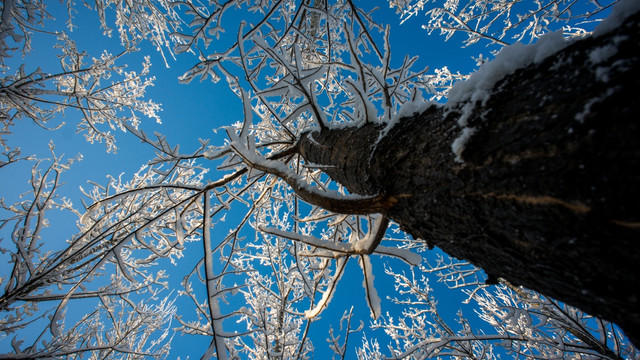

{"left": 297, "top": 10, "right": 640, "bottom": 346}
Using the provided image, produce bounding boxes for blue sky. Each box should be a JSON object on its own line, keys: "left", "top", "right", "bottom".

{"left": 0, "top": 3, "right": 479, "bottom": 356}
{"left": 1, "top": 1, "right": 610, "bottom": 358}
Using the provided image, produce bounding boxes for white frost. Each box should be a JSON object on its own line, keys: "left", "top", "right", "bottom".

{"left": 446, "top": 30, "right": 568, "bottom": 162}
{"left": 447, "top": 30, "right": 568, "bottom": 107}
{"left": 374, "top": 246, "right": 422, "bottom": 266}
{"left": 304, "top": 258, "right": 347, "bottom": 319}
{"left": 451, "top": 127, "right": 476, "bottom": 163}
{"left": 594, "top": 0, "right": 640, "bottom": 36}
{"left": 396, "top": 95, "right": 438, "bottom": 120}
{"left": 359, "top": 255, "right": 381, "bottom": 319}
{"left": 589, "top": 44, "right": 618, "bottom": 65}
{"left": 574, "top": 88, "right": 616, "bottom": 123}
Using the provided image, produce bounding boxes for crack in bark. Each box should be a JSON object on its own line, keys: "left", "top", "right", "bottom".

{"left": 461, "top": 192, "right": 592, "bottom": 214}
{"left": 609, "top": 220, "right": 640, "bottom": 228}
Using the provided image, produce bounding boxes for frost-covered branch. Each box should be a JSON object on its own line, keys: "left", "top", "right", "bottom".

{"left": 360, "top": 262, "right": 639, "bottom": 359}
{"left": 328, "top": 307, "right": 364, "bottom": 360}
{"left": 391, "top": 0, "right": 617, "bottom": 48}
{"left": 0, "top": 146, "right": 177, "bottom": 358}
{"left": 1, "top": 36, "right": 161, "bottom": 153}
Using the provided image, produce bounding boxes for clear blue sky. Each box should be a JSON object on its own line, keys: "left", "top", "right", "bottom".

{"left": 0, "top": 1, "right": 556, "bottom": 358}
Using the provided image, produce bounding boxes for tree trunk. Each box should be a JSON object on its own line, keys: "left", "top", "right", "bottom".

{"left": 298, "top": 11, "right": 640, "bottom": 346}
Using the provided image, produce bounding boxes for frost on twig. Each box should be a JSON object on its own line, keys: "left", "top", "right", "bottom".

{"left": 1, "top": 34, "right": 161, "bottom": 153}
{"left": 363, "top": 262, "right": 639, "bottom": 359}
{"left": 0, "top": 144, "right": 176, "bottom": 358}
{"left": 328, "top": 307, "right": 364, "bottom": 360}
{"left": 258, "top": 214, "right": 419, "bottom": 320}
{"left": 391, "top": 0, "right": 617, "bottom": 47}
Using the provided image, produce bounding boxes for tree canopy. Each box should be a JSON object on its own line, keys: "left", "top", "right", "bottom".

{"left": 0, "top": 0, "right": 638, "bottom": 359}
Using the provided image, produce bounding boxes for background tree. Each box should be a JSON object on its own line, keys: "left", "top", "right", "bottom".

{"left": 1, "top": 1, "right": 178, "bottom": 358}
{"left": 360, "top": 257, "right": 639, "bottom": 359}
{"left": 0, "top": 0, "right": 638, "bottom": 359}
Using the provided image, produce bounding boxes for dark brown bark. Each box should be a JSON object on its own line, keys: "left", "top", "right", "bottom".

{"left": 297, "top": 11, "right": 640, "bottom": 346}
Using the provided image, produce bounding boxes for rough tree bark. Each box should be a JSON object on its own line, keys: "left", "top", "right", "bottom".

{"left": 297, "top": 10, "right": 640, "bottom": 346}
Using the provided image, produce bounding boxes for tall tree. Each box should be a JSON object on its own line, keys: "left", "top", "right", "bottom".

{"left": 1, "top": 0, "right": 638, "bottom": 358}
{"left": 294, "top": 8, "right": 640, "bottom": 346}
